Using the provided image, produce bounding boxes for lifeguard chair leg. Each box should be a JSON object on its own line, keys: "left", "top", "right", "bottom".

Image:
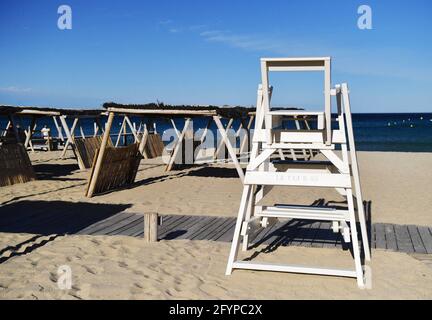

{"left": 226, "top": 185, "right": 252, "bottom": 275}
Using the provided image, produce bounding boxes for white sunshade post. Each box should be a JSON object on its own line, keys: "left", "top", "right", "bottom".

{"left": 79, "top": 123, "right": 85, "bottom": 139}
{"left": 170, "top": 119, "right": 180, "bottom": 138}
{"left": 213, "top": 115, "right": 245, "bottom": 182}
{"left": 3, "top": 120, "right": 11, "bottom": 137}
{"left": 95, "top": 117, "right": 105, "bottom": 135}
{"left": 199, "top": 118, "right": 213, "bottom": 144}
{"left": 165, "top": 117, "right": 191, "bottom": 172}
{"left": 93, "top": 122, "right": 98, "bottom": 137}
{"left": 115, "top": 117, "right": 126, "bottom": 147}
{"left": 124, "top": 115, "right": 141, "bottom": 144}
{"left": 214, "top": 117, "right": 234, "bottom": 160}
{"left": 24, "top": 116, "right": 37, "bottom": 152}
{"left": 52, "top": 116, "right": 65, "bottom": 142}
{"left": 138, "top": 117, "right": 149, "bottom": 159}
{"left": 60, "top": 116, "right": 79, "bottom": 158}
{"left": 59, "top": 116, "right": 86, "bottom": 170}
{"left": 238, "top": 115, "right": 255, "bottom": 156}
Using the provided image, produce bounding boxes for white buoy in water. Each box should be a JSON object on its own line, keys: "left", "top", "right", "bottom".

{"left": 387, "top": 122, "right": 391, "bottom": 126}
{"left": 420, "top": 116, "right": 423, "bottom": 120}
{"left": 410, "top": 124, "right": 414, "bottom": 128}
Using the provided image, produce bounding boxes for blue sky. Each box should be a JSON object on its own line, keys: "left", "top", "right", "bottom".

{"left": 0, "top": 0, "right": 431, "bottom": 112}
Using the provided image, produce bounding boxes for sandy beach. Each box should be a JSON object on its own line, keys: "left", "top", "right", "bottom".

{"left": 0, "top": 150, "right": 431, "bottom": 299}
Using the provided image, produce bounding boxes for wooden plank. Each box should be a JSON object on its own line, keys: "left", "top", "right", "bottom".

{"left": 206, "top": 218, "right": 236, "bottom": 241}
{"left": 374, "top": 223, "right": 386, "bottom": 249}
{"left": 252, "top": 219, "right": 281, "bottom": 245}
{"left": 289, "top": 220, "right": 314, "bottom": 246}
{"left": 394, "top": 225, "right": 414, "bottom": 253}
{"left": 157, "top": 215, "right": 189, "bottom": 237}
{"left": 257, "top": 219, "right": 283, "bottom": 244}
{"left": 311, "top": 222, "right": 325, "bottom": 248}
{"left": 260, "top": 220, "right": 287, "bottom": 245}
{"left": 111, "top": 216, "right": 144, "bottom": 237}
{"left": 98, "top": 214, "right": 143, "bottom": 235}
{"left": 298, "top": 221, "right": 321, "bottom": 247}
{"left": 193, "top": 217, "right": 234, "bottom": 241}
{"left": 189, "top": 217, "right": 221, "bottom": 240}
{"left": 407, "top": 225, "right": 427, "bottom": 254}
{"left": 106, "top": 214, "right": 143, "bottom": 236}
{"left": 157, "top": 215, "right": 184, "bottom": 233}
{"left": 417, "top": 226, "right": 432, "bottom": 254}
{"left": 319, "top": 221, "right": 338, "bottom": 248}
{"left": 76, "top": 212, "right": 136, "bottom": 235}
{"left": 158, "top": 216, "right": 197, "bottom": 240}
{"left": 384, "top": 224, "right": 398, "bottom": 251}
{"left": 213, "top": 219, "right": 236, "bottom": 242}
{"left": 173, "top": 217, "right": 210, "bottom": 240}
{"left": 370, "top": 224, "right": 376, "bottom": 248}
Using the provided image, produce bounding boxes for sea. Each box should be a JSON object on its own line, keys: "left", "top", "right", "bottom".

{"left": 1, "top": 113, "right": 432, "bottom": 152}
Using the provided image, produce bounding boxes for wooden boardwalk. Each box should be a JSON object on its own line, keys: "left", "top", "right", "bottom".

{"left": 1, "top": 200, "right": 431, "bottom": 255}
{"left": 76, "top": 213, "right": 432, "bottom": 255}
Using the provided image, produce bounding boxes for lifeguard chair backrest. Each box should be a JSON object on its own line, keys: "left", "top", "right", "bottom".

{"left": 260, "top": 57, "right": 332, "bottom": 145}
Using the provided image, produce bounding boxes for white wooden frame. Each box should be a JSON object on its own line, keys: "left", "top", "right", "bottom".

{"left": 225, "top": 57, "right": 370, "bottom": 288}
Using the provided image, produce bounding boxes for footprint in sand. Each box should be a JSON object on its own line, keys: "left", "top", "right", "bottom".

{"left": 132, "top": 269, "right": 145, "bottom": 276}
{"left": 91, "top": 239, "right": 101, "bottom": 245}
{"left": 133, "top": 282, "right": 144, "bottom": 289}
{"left": 83, "top": 265, "right": 101, "bottom": 275}
{"left": 48, "top": 272, "right": 58, "bottom": 283}
{"left": 199, "top": 283, "right": 230, "bottom": 298}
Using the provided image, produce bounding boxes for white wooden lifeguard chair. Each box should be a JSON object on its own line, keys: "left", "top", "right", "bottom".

{"left": 225, "top": 57, "right": 371, "bottom": 287}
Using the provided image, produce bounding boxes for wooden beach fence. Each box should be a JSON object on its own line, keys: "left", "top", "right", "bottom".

{"left": 73, "top": 136, "right": 113, "bottom": 169}
{"left": 0, "top": 106, "right": 36, "bottom": 187}
{"left": 85, "top": 143, "right": 142, "bottom": 196}
{"left": 85, "top": 112, "right": 142, "bottom": 197}
{"left": 0, "top": 143, "right": 36, "bottom": 187}
{"left": 143, "top": 133, "right": 165, "bottom": 158}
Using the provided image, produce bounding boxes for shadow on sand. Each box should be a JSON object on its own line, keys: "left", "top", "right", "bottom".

{"left": 0, "top": 200, "right": 131, "bottom": 264}
{"left": 32, "top": 163, "right": 82, "bottom": 181}
{"left": 245, "top": 199, "right": 373, "bottom": 262}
